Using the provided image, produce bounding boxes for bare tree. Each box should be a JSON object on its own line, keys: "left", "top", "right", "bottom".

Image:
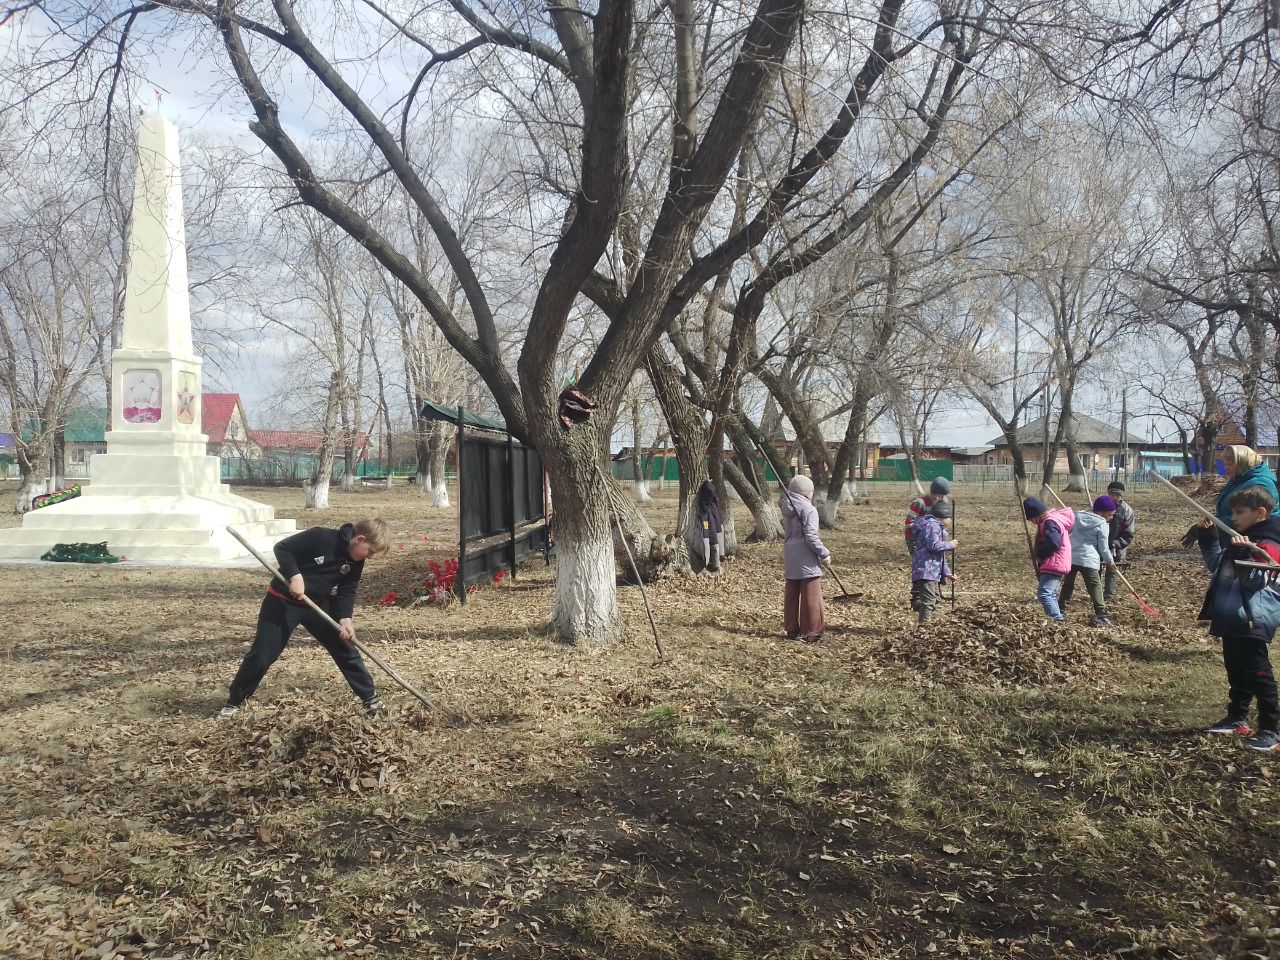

{"left": 7, "top": 0, "right": 1163, "bottom": 643}
{"left": 0, "top": 123, "right": 120, "bottom": 511}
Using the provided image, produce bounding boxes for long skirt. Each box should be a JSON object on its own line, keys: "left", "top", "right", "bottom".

{"left": 783, "top": 576, "right": 825, "bottom": 639}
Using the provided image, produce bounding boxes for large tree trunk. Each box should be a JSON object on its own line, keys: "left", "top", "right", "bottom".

{"left": 1064, "top": 418, "right": 1088, "bottom": 494}
{"left": 413, "top": 422, "right": 432, "bottom": 494}
{"left": 14, "top": 448, "right": 50, "bottom": 514}
{"left": 547, "top": 467, "right": 620, "bottom": 644}
{"left": 1010, "top": 443, "right": 1029, "bottom": 497}
{"left": 725, "top": 459, "right": 782, "bottom": 541}
{"left": 646, "top": 346, "right": 714, "bottom": 569}
{"left": 706, "top": 421, "right": 737, "bottom": 561}
{"left": 724, "top": 414, "right": 782, "bottom": 542}
{"left": 1178, "top": 427, "right": 1193, "bottom": 475}
{"left": 533, "top": 421, "right": 683, "bottom": 645}
{"left": 675, "top": 439, "right": 710, "bottom": 566}
{"left": 412, "top": 421, "right": 451, "bottom": 506}
{"left": 341, "top": 446, "right": 356, "bottom": 492}
{"left": 631, "top": 399, "right": 652, "bottom": 503}
{"left": 305, "top": 372, "right": 341, "bottom": 509}
{"left": 429, "top": 430, "right": 450, "bottom": 507}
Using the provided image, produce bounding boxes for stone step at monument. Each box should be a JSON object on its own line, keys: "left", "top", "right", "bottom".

{"left": 18, "top": 497, "right": 280, "bottom": 530}
{"left": 0, "top": 519, "right": 296, "bottom": 564}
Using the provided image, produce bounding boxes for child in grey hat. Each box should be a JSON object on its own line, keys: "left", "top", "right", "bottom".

{"left": 904, "top": 476, "right": 952, "bottom": 556}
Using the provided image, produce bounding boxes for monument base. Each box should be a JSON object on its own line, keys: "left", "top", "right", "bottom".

{"left": 0, "top": 467, "right": 297, "bottom": 564}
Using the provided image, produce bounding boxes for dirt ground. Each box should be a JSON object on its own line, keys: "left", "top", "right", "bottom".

{"left": 1, "top": 480, "right": 1278, "bottom": 959}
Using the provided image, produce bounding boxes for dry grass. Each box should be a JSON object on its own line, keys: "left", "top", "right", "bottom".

{"left": 0, "top": 480, "right": 1277, "bottom": 959}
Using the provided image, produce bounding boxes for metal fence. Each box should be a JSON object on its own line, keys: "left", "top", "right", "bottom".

{"left": 950, "top": 463, "right": 1167, "bottom": 493}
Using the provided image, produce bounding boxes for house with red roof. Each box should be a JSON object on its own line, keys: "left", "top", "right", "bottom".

{"left": 249, "top": 429, "right": 371, "bottom": 474}
{"left": 201, "top": 393, "right": 261, "bottom": 461}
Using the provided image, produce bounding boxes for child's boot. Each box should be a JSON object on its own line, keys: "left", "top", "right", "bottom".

{"left": 1205, "top": 715, "right": 1253, "bottom": 735}
{"left": 1245, "top": 730, "right": 1280, "bottom": 751}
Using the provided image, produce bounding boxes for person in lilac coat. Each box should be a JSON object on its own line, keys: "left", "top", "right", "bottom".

{"left": 780, "top": 474, "right": 832, "bottom": 642}
{"left": 911, "top": 499, "right": 958, "bottom": 623}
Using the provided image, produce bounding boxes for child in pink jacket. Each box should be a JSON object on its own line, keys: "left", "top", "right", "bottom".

{"left": 1023, "top": 497, "right": 1075, "bottom": 622}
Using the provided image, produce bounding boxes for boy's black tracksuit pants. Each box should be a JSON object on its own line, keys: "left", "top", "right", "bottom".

{"left": 1222, "top": 635, "right": 1279, "bottom": 731}
{"left": 228, "top": 592, "right": 377, "bottom": 706}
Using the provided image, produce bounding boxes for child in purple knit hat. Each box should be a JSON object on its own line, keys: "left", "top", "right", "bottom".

{"left": 1061, "top": 496, "right": 1118, "bottom": 627}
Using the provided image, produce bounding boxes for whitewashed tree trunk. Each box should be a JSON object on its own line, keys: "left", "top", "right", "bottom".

{"left": 552, "top": 524, "right": 621, "bottom": 647}
{"left": 429, "top": 434, "right": 450, "bottom": 507}
{"left": 14, "top": 463, "right": 49, "bottom": 514}
{"left": 304, "top": 475, "right": 332, "bottom": 508}
{"left": 817, "top": 494, "right": 839, "bottom": 527}
{"left": 306, "top": 371, "right": 340, "bottom": 509}
{"left": 750, "top": 497, "right": 783, "bottom": 541}
{"left": 413, "top": 426, "right": 433, "bottom": 497}
{"left": 432, "top": 477, "right": 450, "bottom": 508}
{"left": 630, "top": 398, "right": 652, "bottom": 503}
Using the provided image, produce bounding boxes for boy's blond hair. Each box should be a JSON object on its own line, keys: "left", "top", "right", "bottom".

{"left": 354, "top": 516, "right": 390, "bottom": 554}
{"left": 1225, "top": 445, "right": 1263, "bottom": 472}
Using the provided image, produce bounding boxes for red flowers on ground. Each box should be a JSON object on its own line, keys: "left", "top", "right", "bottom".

{"left": 412, "top": 558, "right": 460, "bottom": 606}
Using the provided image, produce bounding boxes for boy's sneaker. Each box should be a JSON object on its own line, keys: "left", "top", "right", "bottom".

{"left": 1093, "top": 615, "right": 1113, "bottom": 628}
{"left": 1204, "top": 715, "right": 1252, "bottom": 735}
{"left": 1244, "top": 730, "right": 1280, "bottom": 752}
{"left": 363, "top": 696, "right": 387, "bottom": 714}
{"left": 218, "top": 703, "right": 241, "bottom": 719}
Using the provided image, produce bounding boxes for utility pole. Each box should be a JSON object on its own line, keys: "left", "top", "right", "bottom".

{"left": 1116, "top": 387, "right": 1127, "bottom": 482}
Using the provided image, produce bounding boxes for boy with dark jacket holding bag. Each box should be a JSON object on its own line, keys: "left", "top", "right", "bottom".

{"left": 220, "top": 518, "right": 390, "bottom": 717}
{"left": 1200, "top": 488, "right": 1280, "bottom": 751}
{"left": 1104, "top": 481, "right": 1135, "bottom": 602}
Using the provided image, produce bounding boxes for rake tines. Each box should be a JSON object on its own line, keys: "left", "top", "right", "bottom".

{"left": 1116, "top": 569, "right": 1161, "bottom": 619}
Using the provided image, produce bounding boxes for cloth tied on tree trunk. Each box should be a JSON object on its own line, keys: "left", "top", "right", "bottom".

{"left": 697, "top": 480, "right": 724, "bottom": 572}
{"left": 558, "top": 386, "right": 598, "bottom": 431}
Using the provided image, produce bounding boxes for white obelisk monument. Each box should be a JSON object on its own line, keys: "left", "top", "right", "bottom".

{"left": 0, "top": 112, "right": 296, "bottom": 563}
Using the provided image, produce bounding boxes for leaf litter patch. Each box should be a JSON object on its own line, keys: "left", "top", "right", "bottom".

{"left": 879, "top": 600, "right": 1129, "bottom": 688}
{"left": 180, "top": 695, "right": 436, "bottom": 800}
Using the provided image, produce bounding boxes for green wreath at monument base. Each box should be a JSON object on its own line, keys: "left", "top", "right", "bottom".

{"left": 40, "top": 542, "right": 121, "bottom": 564}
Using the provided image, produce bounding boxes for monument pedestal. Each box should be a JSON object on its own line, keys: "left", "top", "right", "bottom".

{"left": 0, "top": 110, "right": 296, "bottom": 566}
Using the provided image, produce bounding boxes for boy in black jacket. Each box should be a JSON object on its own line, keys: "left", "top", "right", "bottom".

{"left": 220, "top": 518, "right": 390, "bottom": 717}
{"left": 1200, "top": 489, "right": 1280, "bottom": 751}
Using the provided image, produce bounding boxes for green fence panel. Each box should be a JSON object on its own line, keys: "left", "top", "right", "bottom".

{"left": 875, "top": 459, "right": 954, "bottom": 482}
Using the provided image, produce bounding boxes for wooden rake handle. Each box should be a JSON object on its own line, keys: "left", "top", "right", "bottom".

{"left": 1146, "top": 470, "right": 1280, "bottom": 569}
{"left": 827, "top": 563, "right": 854, "bottom": 598}
{"left": 225, "top": 525, "right": 439, "bottom": 711}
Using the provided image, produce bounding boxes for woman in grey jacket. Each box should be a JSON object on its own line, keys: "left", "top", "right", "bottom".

{"left": 780, "top": 475, "right": 832, "bottom": 642}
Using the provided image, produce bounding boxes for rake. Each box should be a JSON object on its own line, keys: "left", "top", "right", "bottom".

{"left": 826, "top": 563, "right": 863, "bottom": 605}
{"left": 1113, "top": 568, "right": 1161, "bottom": 619}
